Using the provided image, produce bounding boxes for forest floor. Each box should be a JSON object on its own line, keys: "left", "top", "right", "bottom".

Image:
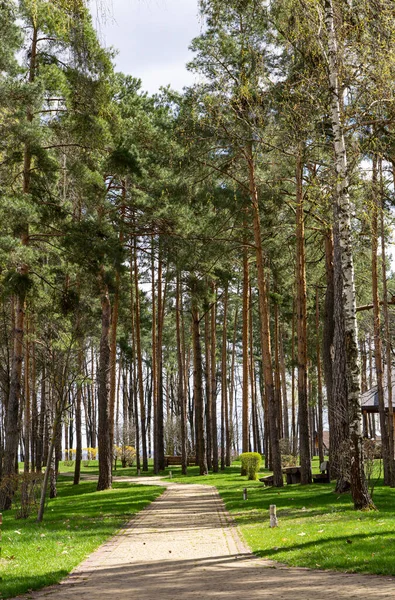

{"left": 7, "top": 471, "right": 395, "bottom": 600}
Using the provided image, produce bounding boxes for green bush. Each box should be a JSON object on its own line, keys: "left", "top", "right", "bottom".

{"left": 239, "top": 452, "right": 262, "bottom": 480}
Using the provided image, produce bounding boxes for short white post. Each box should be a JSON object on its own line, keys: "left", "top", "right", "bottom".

{"left": 270, "top": 504, "right": 278, "bottom": 527}
{"left": 169, "top": 471, "right": 172, "bottom": 479}
{"left": 243, "top": 487, "right": 247, "bottom": 500}
{"left": 137, "top": 468, "right": 141, "bottom": 477}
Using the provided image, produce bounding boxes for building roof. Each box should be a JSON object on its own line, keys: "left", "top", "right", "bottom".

{"left": 361, "top": 377, "right": 395, "bottom": 412}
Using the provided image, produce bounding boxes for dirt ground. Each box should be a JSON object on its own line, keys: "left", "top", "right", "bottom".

{"left": 13, "top": 478, "right": 395, "bottom": 600}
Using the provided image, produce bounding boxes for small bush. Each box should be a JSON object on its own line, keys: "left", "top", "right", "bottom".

{"left": 0, "top": 472, "right": 43, "bottom": 518}
{"left": 63, "top": 460, "right": 75, "bottom": 467}
{"left": 281, "top": 454, "right": 299, "bottom": 468}
{"left": 83, "top": 447, "right": 98, "bottom": 460}
{"left": 114, "top": 445, "right": 136, "bottom": 468}
{"left": 240, "top": 452, "right": 262, "bottom": 480}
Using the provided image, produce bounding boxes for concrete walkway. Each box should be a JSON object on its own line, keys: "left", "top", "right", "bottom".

{"left": 15, "top": 479, "right": 395, "bottom": 599}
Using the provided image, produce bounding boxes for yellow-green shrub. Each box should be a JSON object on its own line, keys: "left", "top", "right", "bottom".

{"left": 240, "top": 452, "right": 262, "bottom": 480}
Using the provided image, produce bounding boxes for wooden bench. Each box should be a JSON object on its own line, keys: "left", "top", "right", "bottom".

{"left": 259, "top": 475, "right": 274, "bottom": 486}
{"left": 164, "top": 456, "right": 196, "bottom": 467}
{"left": 312, "top": 461, "right": 330, "bottom": 483}
{"left": 282, "top": 466, "right": 302, "bottom": 484}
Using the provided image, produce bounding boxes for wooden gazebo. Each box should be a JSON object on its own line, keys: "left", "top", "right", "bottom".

{"left": 360, "top": 378, "right": 395, "bottom": 438}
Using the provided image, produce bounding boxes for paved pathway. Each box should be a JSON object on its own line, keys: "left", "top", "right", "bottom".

{"left": 15, "top": 479, "right": 395, "bottom": 599}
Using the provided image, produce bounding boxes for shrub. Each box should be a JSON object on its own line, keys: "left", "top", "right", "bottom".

{"left": 83, "top": 447, "right": 97, "bottom": 460}
{"left": 0, "top": 472, "right": 43, "bottom": 518}
{"left": 281, "top": 454, "right": 299, "bottom": 468}
{"left": 240, "top": 452, "right": 262, "bottom": 480}
{"left": 114, "top": 445, "right": 136, "bottom": 468}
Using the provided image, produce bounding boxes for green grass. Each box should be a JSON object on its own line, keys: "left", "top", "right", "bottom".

{"left": 11, "top": 459, "right": 395, "bottom": 581}
{"left": 0, "top": 479, "right": 163, "bottom": 599}
{"left": 56, "top": 459, "right": 176, "bottom": 478}
{"left": 164, "top": 460, "right": 395, "bottom": 576}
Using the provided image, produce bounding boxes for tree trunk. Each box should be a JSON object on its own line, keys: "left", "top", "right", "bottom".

{"left": 97, "top": 271, "right": 112, "bottom": 491}
{"left": 24, "top": 313, "right": 30, "bottom": 473}
{"left": 242, "top": 224, "right": 249, "bottom": 453}
{"left": 273, "top": 293, "right": 283, "bottom": 441}
{"left": 380, "top": 159, "right": 395, "bottom": 486}
{"left": 247, "top": 144, "right": 282, "bottom": 487}
{"left": 221, "top": 284, "right": 230, "bottom": 468}
{"left": 324, "top": 0, "right": 374, "bottom": 509}
{"left": 279, "top": 325, "right": 289, "bottom": 451}
{"left": 176, "top": 273, "right": 188, "bottom": 475}
{"left": 156, "top": 251, "right": 165, "bottom": 470}
{"left": 295, "top": 148, "right": 311, "bottom": 484}
{"left": 36, "top": 364, "right": 46, "bottom": 472}
{"left": 210, "top": 283, "right": 218, "bottom": 472}
{"left": 371, "top": 155, "right": 390, "bottom": 485}
{"left": 133, "top": 238, "right": 148, "bottom": 471}
{"left": 229, "top": 303, "right": 238, "bottom": 461}
{"left": 316, "top": 287, "right": 324, "bottom": 465}
{"left": 250, "top": 288, "right": 260, "bottom": 453}
{"left": 31, "top": 340, "right": 37, "bottom": 472}
{"left": 152, "top": 243, "right": 158, "bottom": 473}
{"left": 192, "top": 280, "right": 207, "bottom": 475}
{"left": 291, "top": 301, "right": 297, "bottom": 456}
{"left": 0, "top": 296, "right": 26, "bottom": 510}
{"left": 73, "top": 344, "right": 83, "bottom": 485}
{"left": 109, "top": 267, "right": 120, "bottom": 457}
{"left": 204, "top": 310, "right": 213, "bottom": 471}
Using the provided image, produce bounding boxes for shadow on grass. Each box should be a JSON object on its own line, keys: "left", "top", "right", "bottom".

{"left": 1, "top": 480, "right": 164, "bottom": 599}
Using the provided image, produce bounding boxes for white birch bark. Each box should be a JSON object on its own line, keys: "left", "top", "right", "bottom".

{"left": 324, "top": 0, "right": 374, "bottom": 509}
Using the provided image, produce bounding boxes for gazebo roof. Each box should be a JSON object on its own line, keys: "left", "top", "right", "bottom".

{"left": 361, "top": 377, "right": 395, "bottom": 412}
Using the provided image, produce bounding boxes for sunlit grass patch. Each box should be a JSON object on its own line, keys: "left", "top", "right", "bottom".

{"left": 168, "top": 459, "right": 395, "bottom": 576}
{"left": 0, "top": 479, "right": 163, "bottom": 599}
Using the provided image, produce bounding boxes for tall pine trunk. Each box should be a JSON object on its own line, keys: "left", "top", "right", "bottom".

{"left": 204, "top": 310, "right": 213, "bottom": 471}
{"left": 210, "top": 284, "right": 218, "bottom": 472}
{"left": 176, "top": 273, "right": 188, "bottom": 475}
{"left": 133, "top": 238, "right": 148, "bottom": 471}
{"left": 156, "top": 252, "right": 165, "bottom": 470}
{"left": 247, "top": 144, "right": 282, "bottom": 487}
{"left": 242, "top": 230, "right": 249, "bottom": 453}
{"left": 192, "top": 280, "right": 207, "bottom": 475}
{"left": 97, "top": 270, "right": 112, "bottom": 491}
{"left": 296, "top": 148, "right": 311, "bottom": 484}
{"left": 316, "top": 288, "right": 324, "bottom": 465}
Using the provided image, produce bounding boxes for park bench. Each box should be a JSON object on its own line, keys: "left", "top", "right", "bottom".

{"left": 312, "top": 461, "right": 330, "bottom": 483}
{"left": 164, "top": 455, "right": 196, "bottom": 467}
{"left": 259, "top": 475, "right": 274, "bottom": 486}
{"left": 282, "top": 466, "right": 301, "bottom": 484}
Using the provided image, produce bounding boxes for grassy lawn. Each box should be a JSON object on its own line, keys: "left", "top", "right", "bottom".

{"left": 0, "top": 479, "right": 163, "bottom": 599}
{"left": 166, "top": 460, "right": 395, "bottom": 577}
{"left": 55, "top": 459, "right": 162, "bottom": 477}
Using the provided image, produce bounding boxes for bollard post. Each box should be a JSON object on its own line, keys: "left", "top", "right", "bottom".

{"left": 169, "top": 471, "right": 172, "bottom": 479}
{"left": 243, "top": 487, "right": 247, "bottom": 500}
{"left": 137, "top": 468, "right": 141, "bottom": 477}
{"left": 269, "top": 504, "right": 278, "bottom": 527}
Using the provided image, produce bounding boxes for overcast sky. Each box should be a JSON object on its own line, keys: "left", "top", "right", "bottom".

{"left": 90, "top": 0, "right": 202, "bottom": 94}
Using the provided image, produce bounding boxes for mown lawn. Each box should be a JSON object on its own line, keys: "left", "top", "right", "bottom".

{"left": 168, "top": 461, "right": 395, "bottom": 576}
{"left": 0, "top": 479, "right": 163, "bottom": 599}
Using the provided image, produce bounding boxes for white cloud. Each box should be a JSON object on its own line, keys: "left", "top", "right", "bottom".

{"left": 90, "top": 0, "right": 202, "bottom": 94}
